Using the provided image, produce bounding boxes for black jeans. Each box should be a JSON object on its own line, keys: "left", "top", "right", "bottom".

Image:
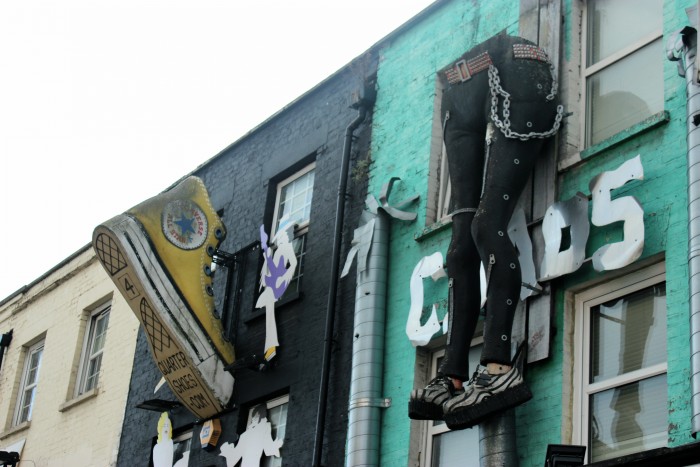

{"left": 439, "top": 34, "right": 560, "bottom": 380}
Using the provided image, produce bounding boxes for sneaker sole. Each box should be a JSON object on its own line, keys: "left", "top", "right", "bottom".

{"left": 93, "top": 215, "right": 234, "bottom": 419}
{"left": 444, "top": 383, "right": 532, "bottom": 430}
{"left": 408, "top": 399, "right": 445, "bottom": 421}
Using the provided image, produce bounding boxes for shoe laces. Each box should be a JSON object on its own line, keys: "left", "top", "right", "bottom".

{"left": 428, "top": 374, "right": 457, "bottom": 394}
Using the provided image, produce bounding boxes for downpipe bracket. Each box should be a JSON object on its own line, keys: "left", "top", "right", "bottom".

{"left": 348, "top": 397, "right": 392, "bottom": 410}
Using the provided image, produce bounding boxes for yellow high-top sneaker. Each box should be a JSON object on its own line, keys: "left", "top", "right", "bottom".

{"left": 93, "top": 176, "right": 234, "bottom": 419}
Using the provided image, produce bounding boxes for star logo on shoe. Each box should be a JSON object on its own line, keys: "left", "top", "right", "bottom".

{"left": 162, "top": 200, "right": 208, "bottom": 250}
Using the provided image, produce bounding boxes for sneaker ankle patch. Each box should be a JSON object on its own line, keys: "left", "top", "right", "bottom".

{"left": 162, "top": 200, "right": 209, "bottom": 250}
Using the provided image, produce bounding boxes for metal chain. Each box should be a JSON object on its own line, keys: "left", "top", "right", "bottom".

{"left": 488, "top": 64, "right": 564, "bottom": 141}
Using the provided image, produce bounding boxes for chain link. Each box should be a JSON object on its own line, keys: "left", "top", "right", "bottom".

{"left": 488, "top": 64, "right": 564, "bottom": 141}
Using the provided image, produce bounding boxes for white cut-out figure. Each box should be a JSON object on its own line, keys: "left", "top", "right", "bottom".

{"left": 256, "top": 220, "right": 297, "bottom": 361}
{"left": 153, "top": 412, "right": 174, "bottom": 467}
{"left": 219, "top": 404, "right": 283, "bottom": 467}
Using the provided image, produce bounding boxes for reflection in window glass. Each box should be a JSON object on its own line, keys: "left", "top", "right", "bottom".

{"left": 431, "top": 428, "right": 480, "bottom": 467}
{"left": 276, "top": 169, "right": 314, "bottom": 232}
{"left": 590, "top": 284, "right": 666, "bottom": 383}
{"left": 15, "top": 342, "right": 44, "bottom": 425}
{"left": 584, "top": 0, "right": 663, "bottom": 147}
{"left": 587, "top": 0, "right": 662, "bottom": 65}
{"left": 589, "top": 375, "right": 667, "bottom": 462}
{"left": 586, "top": 40, "right": 663, "bottom": 145}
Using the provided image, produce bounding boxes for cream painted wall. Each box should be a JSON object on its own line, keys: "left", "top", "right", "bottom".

{"left": 0, "top": 247, "right": 139, "bottom": 467}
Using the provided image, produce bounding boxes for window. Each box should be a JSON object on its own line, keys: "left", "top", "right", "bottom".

{"left": 14, "top": 340, "right": 44, "bottom": 425}
{"left": 427, "top": 79, "right": 452, "bottom": 225}
{"left": 271, "top": 164, "right": 315, "bottom": 297}
{"left": 247, "top": 395, "right": 289, "bottom": 467}
{"left": 583, "top": 0, "right": 663, "bottom": 146}
{"left": 422, "top": 340, "right": 482, "bottom": 466}
{"left": 573, "top": 263, "right": 667, "bottom": 463}
{"left": 77, "top": 303, "right": 110, "bottom": 395}
{"left": 173, "top": 429, "right": 192, "bottom": 465}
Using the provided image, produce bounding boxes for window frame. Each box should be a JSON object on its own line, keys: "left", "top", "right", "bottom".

{"left": 580, "top": 0, "right": 663, "bottom": 148}
{"left": 76, "top": 302, "right": 111, "bottom": 396}
{"left": 13, "top": 339, "right": 44, "bottom": 426}
{"left": 271, "top": 163, "right": 316, "bottom": 238}
{"left": 247, "top": 394, "right": 289, "bottom": 467}
{"left": 572, "top": 262, "right": 667, "bottom": 462}
{"left": 269, "top": 163, "right": 315, "bottom": 299}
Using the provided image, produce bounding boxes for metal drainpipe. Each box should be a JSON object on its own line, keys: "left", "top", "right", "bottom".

{"left": 668, "top": 25, "right": 700, "bottom": 437}
{"left": 312, "top": 101, "right": 370, "bottom": 467}
{"left": 345, "top": 208, "right": 390, "bottom": 466}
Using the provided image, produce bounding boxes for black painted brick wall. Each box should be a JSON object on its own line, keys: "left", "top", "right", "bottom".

{"left": 116, "top": 62, "right": 376, "bottom": 467}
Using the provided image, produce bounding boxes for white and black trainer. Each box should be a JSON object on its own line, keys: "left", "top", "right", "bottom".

{"left": 409, "top": 375, "right": 464, "bottom": 421}
{"left": 443, "top": 348, "right": 531, "bottom": 430}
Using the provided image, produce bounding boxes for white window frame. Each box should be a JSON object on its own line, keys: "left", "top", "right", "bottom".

{"left": 271, "top": 163, "right": 316, "bottom": 237}
{"left": 580, "top": 0, "right": 663, "bottom": 148}
{"left": 572, "top": 262, "right": 667, "bottom": 462}
{"left": 421, "top": 336, "right": 483, "bottom": 467}
{"left": 247, "top": 394, "right": 289, "bottom": 467}
{"left": 14, "top": 340, "right": 44, "bottom": 426}
{"left": 76, "top": 303, "right": 110, "bottom": 396}
{"left": 269, "top": 164, "right": 315, "bottom": 297}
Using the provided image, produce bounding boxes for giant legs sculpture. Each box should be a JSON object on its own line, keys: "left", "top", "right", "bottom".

{"left": 409, "top": 34, "right": 563, "bottom": 430}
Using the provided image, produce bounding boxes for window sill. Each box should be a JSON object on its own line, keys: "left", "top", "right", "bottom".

{"left": 558, "top": 111, "right": 670, "bottom": 171}
{"left": 58, "top": 387, "right": 99, "bottom": 412}
{"left": 414, "top": 217, "right": 452, "bottom": 242}
{"left": 0, "top": 421, "right": 30, "bottom": 440}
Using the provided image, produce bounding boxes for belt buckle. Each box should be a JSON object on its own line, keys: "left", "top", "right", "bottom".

{"left": 455, "top": 59, "right": 471, "bottom": 82}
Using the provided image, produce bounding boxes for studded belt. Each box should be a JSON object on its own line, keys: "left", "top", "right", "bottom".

{"left": 444, "top": 52, "right": 493, "bottom": 85}
{"left": 444, "top": 44, "right": 551, "bottom": 86}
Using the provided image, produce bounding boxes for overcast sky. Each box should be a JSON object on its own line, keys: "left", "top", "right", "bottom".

{"left": 0, "top": 0, "right": 436, "bottom": 300}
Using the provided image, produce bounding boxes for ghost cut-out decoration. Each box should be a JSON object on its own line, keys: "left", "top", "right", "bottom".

{"left": 219, "top": 404, "right": 283, "bottom": 467}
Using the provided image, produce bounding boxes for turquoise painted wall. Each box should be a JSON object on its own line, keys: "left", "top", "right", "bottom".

{"left": 369, "top": 0, "right": 698, "bottom": 465}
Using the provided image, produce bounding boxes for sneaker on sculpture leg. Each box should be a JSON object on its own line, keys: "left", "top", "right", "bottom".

{"left": 409, "top": 375, "right": 464, "bottom": 421}
{"left": 92, "top": 176, "right": 235, "bottom": 419}
{"left": 443, "top": 344, "right": 531, "bottom": 430}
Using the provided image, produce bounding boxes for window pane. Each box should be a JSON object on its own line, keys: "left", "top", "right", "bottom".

{"left": 276, "top": 169, "right": 314, "bottom": 231}
{"left": 431, "top": 429, "right": 480, "bottom": 467}
{"left": 260, "top": 400, "right": 288, "bottom": 467}
{"left": 589, "top": 375, "right": 667, "bottom": 462}
{"left": 586, "top": 39, "right": 663, "bottom": 146}
{"left": 587, "top": 0, "right": 662, "bottom": 66}
{"left": 590, "top": 284, "right": 665, "bottom": 383}
{"left": 16, "top": 344, "right": 43, "bottom": 424}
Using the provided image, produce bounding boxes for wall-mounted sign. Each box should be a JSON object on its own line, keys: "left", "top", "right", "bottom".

{"left": 407, "top": 155, "right": 646, "bottom": 346}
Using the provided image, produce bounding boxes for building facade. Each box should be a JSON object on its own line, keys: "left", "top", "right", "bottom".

{"left": 365, "top": 0, "right": 700, "bottom": 465}
{"left": 0, "top": 246, "right": 139, "bottom": 466}
{"left": 113, "top": 62, "right": 377, "bottom": 466}
{"left": 6, "top": 1, "right": 700, "bottom": 466}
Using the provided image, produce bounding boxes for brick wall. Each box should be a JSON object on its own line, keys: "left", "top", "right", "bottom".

{"left": 370, "top": 0, "right": 699, "bottom": 465}
{"left": 0, "top": 248, "right": 139, "bottom": 466}
{"left": 116, "top": 65, "right": 375, "bottom": 467}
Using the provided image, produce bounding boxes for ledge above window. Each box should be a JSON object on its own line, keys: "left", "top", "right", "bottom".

{"left": 559, "top": 111, "right": 670, "bottom": 171}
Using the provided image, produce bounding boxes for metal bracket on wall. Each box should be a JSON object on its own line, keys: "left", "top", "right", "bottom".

{"left": 348, "top": 398, "right": 392, "bottom": 410}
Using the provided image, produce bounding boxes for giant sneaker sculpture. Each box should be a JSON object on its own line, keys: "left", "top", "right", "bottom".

{"left": 93, "top": 176, "right": 234, "bottom": 419}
